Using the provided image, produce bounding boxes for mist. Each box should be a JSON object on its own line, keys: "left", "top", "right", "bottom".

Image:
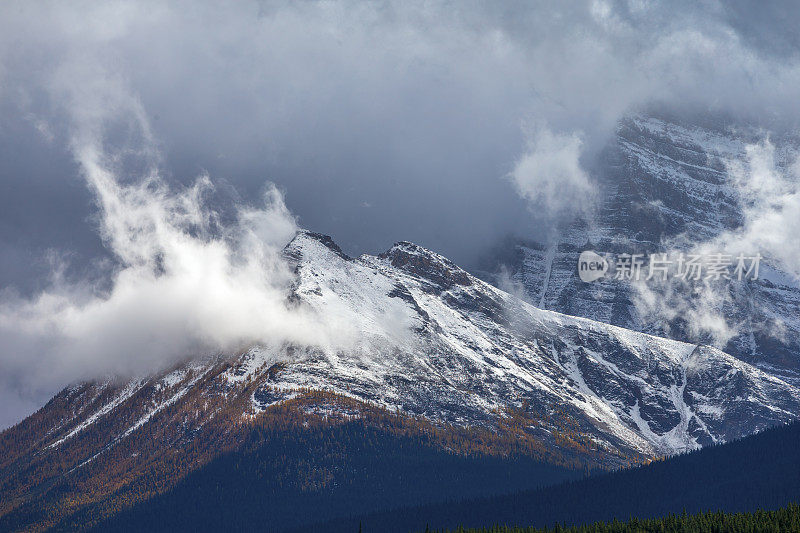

{"left": 2, "top": 0, "right": 800, "bottom": 428}
{"left": 632, "top": 137, "right": 800, "bottom": 345}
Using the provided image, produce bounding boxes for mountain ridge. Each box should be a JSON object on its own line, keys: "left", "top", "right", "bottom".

{"left": 1, "top": 226, "right": 799, "bottom": 531}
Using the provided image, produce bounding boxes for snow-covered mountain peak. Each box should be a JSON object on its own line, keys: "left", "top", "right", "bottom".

{"left": 377, "top": 241, "right": 473, "bottom": 288}
{"left": 284, "top": 230, "right": 352, "bottom": 262}
{"left": 10, "top": 228, "right": 800, "bottom": 482}
{"left": 267, "top": 230, "right": 800, "bottom": 459}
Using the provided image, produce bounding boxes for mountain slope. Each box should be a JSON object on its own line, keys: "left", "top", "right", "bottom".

{"left": 312, "top": 420, "right": 800, "bottom": 533}
{"left": 2, "top": 397, "right": 582, "bottom": 532}
{"left": 1, "top": 231, "right": 798, "bottom": 531}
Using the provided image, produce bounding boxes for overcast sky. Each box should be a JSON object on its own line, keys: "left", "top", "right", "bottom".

{"left": 2, "top": 0, "right": 800, "bottom": 429}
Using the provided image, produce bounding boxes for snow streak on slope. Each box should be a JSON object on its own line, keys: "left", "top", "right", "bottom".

{"left": 47, "top": 379, "right": 146, "bottom": 449}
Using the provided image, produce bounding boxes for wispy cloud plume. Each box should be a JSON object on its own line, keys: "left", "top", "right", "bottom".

{"left": 631, "top": 138, "right": 800, "bottom": 346}
{"left": 0, "top": 57, "right": 353, "bottom": 427}
{"left": 508, "top": 125, "right": 596, "bottom": 230}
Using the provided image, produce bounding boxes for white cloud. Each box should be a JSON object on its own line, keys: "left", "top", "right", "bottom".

{"left": 718, "top": 140, "right": 800, "bottom": 277}
{"left": 508, "top": 125, "right": 596, "bottom": 225}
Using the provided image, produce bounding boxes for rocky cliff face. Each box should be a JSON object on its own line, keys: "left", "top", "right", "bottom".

{"left": 484, "top": 115, "right": 800, "bottom": 384}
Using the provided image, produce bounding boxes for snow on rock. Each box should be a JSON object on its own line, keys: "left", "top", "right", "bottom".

{"left": 38, "top": 227, "right": 800, "bottom": 465}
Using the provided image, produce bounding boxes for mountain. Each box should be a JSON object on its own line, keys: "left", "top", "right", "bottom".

{"left": 311, "top": 420, "right": 800, "bottom": 533}
{"left": 6, "top": 404, "right": 581, "bottom": 532}
{"left": 1, "top": 230, "right": 799, "bottom": 531}
{"left": 483, "top": 114, "right": 800, "bottom": 384}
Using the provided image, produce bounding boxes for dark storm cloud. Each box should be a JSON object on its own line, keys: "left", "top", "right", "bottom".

{"left": 1, "top": 0, "right": 800, "bottom": 428}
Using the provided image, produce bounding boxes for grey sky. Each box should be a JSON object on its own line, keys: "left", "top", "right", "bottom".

{"left": 1, "top": 0, "right": 800, "bottom": 429}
